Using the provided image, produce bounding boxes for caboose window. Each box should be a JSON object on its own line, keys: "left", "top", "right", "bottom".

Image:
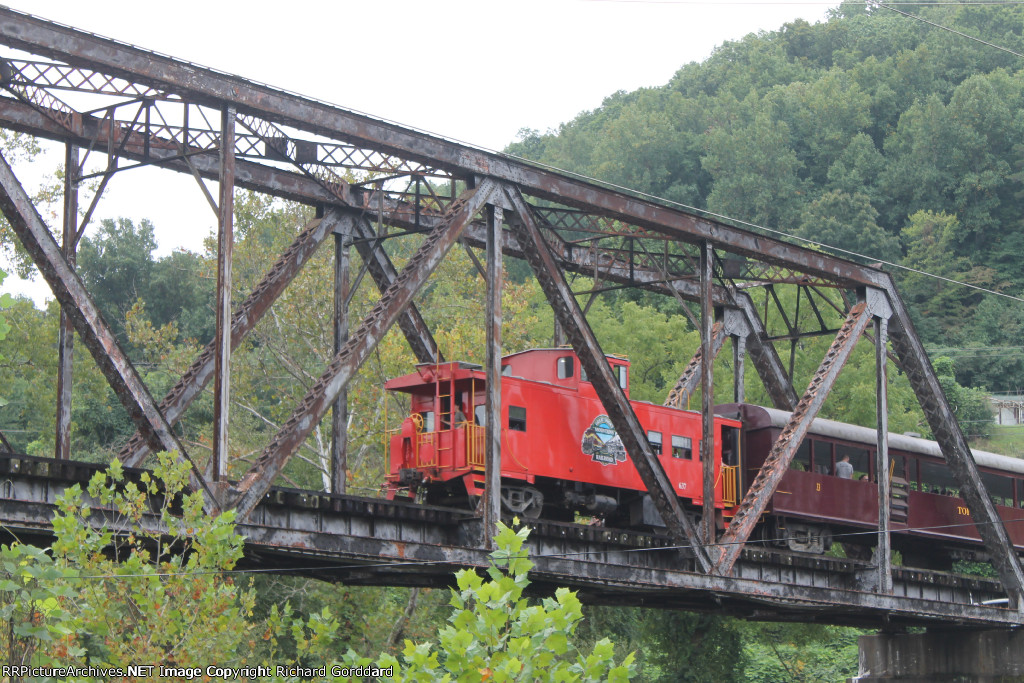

{"left": 647, "top": 431, "right": 663, "bottom": 454}
{"left": 418, "top": 411, "right": 435, "bottom": 432}
{"left": 672, "top": 435, "right": 692, "bottom": 459}
{"left": 474, "top": 405, "right": 486, "bottom": 426}
{"left": 509, "top": 406, "right": 527, "bottom": 432}
{"left": 557, "top": 357, "right": 574, "bottom": 379}
{"left": 613, "top": 364, "right": 627, "bottom": 389}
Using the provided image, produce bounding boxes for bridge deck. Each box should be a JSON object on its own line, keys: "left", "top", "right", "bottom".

{"left": 0, "top": 453, "right": 1016, "bottom": 629}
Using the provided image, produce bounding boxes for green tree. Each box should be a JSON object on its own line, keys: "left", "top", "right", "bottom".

{"left": 338, "top": 522, "right": 636, "bottom": 682}
{"left": 703, "top": 109, "right": 806, "bottom": 230}
{"left": 795, "top": 190, "right": 899, "bottom": 260}
{"left": 933, "top": 356, "right": 993, "bottom": 441}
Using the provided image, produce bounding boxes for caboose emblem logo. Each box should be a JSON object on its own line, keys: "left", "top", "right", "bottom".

{"left": 581, "top": 415, "right": 627, "bottom": 466}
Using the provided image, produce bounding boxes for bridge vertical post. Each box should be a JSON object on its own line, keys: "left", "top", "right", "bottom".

{"left": 700, "top": 241, "right": 716, "bottom": 544}
{"left": 869, "top": 288, "right": 894, "bottom": 593}
{"left": 212, "top": 105, "right": 236, "bottom": 484}
{"left": 331, "top": 212, "right": 350, "bottom": 495}
{"left": 55, "top": 143, "right": 77, "bottom": 460}
{"left": 484, "top": 205, "right": 503, "bottom": 548}
{"left": 733, "top": 334, "right": 746, "bottom": 403}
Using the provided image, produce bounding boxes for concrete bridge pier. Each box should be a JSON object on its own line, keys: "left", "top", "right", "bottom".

{"left": 852, "top": 628, "right": 1024, "bottom": 682}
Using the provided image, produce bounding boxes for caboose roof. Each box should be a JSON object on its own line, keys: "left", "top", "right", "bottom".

{"left": 501, "top": 347, "right": 629, "bottom": 363}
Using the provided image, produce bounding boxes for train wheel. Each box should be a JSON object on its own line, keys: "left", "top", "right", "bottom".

{"left": 500, "top": 485, "right": 544, "bottom": 519}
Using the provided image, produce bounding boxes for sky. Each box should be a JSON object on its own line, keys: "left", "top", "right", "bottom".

{"left": 0, "top": 0, "right": 837, "bottom": 304}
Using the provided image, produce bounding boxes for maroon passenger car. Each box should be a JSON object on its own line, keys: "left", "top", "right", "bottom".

{"left": 718, "top": 403, "right": 1024, "bottom": 565}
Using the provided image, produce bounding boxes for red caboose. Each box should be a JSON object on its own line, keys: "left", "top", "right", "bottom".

{"left": 384, "top": 348, "right": 742, "bottom": 525}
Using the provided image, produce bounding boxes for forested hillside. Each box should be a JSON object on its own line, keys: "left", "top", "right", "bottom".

{"left": 508, "top": 2, "right": 1024, "bottom": 395}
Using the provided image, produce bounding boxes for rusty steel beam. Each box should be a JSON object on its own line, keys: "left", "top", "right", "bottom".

{"left": 0, "top": 7, "right": 889, "bottom": 288}
{"left": 1, "top": 98, "right": 443, "bottom": 367}
{"left": 228, "top": 180, "right": 499, "bottom": 519}
{"left": 504, "top": 185, "right": 713, "bottom": 573}
{"left": 0, "top": 149, "right": 215, "bottom": 498}
{"left": 733, "top": 335, "right": 746, "bottom": 403}
{"left": 464, "top": 222, "right": 798, "bottom": 410}
{"left": 484, "top": 205, "right": 504, "bottom": 548}
{"left": 714, "top": 301, "right": 873, "bottom": 575}
{"left": 211, "top": 105, "right": 235, "bottom": 482}
{"left": 54, "top": 142, "right": 76, "bottom": 460}
{"left": 875, "top": 313, "right": 893, "bottom": 594}
{"left": 736, "top": 294, "right": 799, "bottom": 410}
{"left": 331, "top": 223, "right": 350, "bottom": 495}
{"left": 887, "top": 282, "right": 1024, "bottom": 607}
{"left": 700, "top": 242, "right": 716, "bottom": 545}
{"left": 665, "top": 322, "right": 726, "bottom": 410}
{"left": 118, "top": 210, "right": 348, "bottom": 466}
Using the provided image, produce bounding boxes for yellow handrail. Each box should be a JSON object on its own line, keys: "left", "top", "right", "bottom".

{"left": 721, "top": 465, "right": 738, "bottom": 506}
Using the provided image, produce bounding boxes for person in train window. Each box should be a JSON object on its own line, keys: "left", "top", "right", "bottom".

{"left": 454, "top": 402, "right": 468, "bottom": 425}
{"left": 836, "top": 454, "right": 854, "bottom": 479}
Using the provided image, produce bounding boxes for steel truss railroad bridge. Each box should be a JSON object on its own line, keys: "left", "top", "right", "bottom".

{"left": 0, "top": 6, "right": 1020, "bottom": 629}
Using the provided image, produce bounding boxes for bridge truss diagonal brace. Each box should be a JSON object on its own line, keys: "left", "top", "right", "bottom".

{"left": 0, "top": 150, "right": 218, "bottom": 500}
{"left": 714, "top": 300, "right": 873, "bottom": 575}
{"left": 118, "top": 209, "right": 351, "bottom": 467}
{"left": 503, "top": 186, "right": 714, "bottom": 574}
{"left": 228, "top": 179, "right": 500, "bottom": 520}
{"left": 885, "top": 278, "right": 1024, "bottom": 608}
{"left": 665, "top": 321, "right": 726, "bottom": 409}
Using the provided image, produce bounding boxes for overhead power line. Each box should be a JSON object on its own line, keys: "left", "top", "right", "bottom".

{"left": 874, "top": 1, "right": 1024, "bottom": 58}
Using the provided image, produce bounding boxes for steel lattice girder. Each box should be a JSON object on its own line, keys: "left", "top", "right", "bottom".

{"left": 504, "top": 185, "right": 714, "bottom": 574}
{"left": 228, "top": 180, "right": 500, "bottom": 519}
{"left": 0, "top": 8, "right": 902, "bottom": 288}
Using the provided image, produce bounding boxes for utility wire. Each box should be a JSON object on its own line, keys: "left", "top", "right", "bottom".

{"left": 873, "top": 1, "right": 1024, "bottom": 58}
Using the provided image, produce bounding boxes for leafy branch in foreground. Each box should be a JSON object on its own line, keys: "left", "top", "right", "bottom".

{"left": 1, "top": 459, "right": 633, "bottom": 682}
{"left": 337, "top": 521, "right": 636, "bottom": 682}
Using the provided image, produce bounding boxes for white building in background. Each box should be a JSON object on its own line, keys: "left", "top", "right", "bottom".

{"left": 990, "top": 395, "right": 1024, "bottom": 426}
